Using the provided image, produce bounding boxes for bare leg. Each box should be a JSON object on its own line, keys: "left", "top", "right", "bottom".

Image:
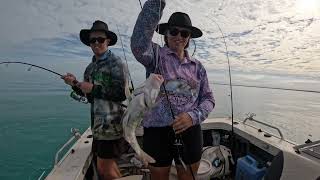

{"left": 97, "top": 157, "right": 121, "bottom": 180}
{"left": 176, "top": 161, "right": 200, "bottom": 180}
{"left": 148, "top": 165, "right": 171, "bottom": 180}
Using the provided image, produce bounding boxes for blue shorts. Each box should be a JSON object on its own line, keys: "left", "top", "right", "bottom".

{"left": 143, "top": 125, "right": 203, "bottom": 167}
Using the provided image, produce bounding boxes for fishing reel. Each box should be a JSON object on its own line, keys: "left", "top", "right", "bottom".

{"left": 70, "top": 91, "right": 88, "bottom": 104}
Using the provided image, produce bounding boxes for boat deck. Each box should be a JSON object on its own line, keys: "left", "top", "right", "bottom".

{"left": 45, "top": 128, "right": 93, "bottom": 180}
{"left": 45, "top": 117, "right": 320, "bottom": 180}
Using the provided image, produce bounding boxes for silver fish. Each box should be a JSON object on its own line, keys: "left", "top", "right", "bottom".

{"left": 122, "top": 73, "right": 164, "bottom": 166}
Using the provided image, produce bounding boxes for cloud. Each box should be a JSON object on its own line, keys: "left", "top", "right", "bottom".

{"left": 0, "top": 0, "right": 319, "bottom": 78}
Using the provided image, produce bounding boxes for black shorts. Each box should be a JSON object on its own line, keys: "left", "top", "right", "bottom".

{"left": 143, "top": 125, "right": 203, "bottom": 167}
{"left": 92, "top": 138, "right": 129, "bottom": 159}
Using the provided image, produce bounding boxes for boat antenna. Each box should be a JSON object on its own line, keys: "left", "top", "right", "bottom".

{"left": 115, "top": 24, "right": 135, "bottom": 92}
{"left": 0, "top": 61, "right": 63, "bottom": 77}
{"left": 209, "top": 18, "right": 235, "bottom": 146}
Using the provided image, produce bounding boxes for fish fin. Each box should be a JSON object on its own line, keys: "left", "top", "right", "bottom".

{"left": 140, "top": 151, "right": 156, "bottom": 166}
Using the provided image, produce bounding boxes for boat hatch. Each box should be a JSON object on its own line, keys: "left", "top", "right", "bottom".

{"left": 294, "top": 140, "right": 320, "bottom": 160}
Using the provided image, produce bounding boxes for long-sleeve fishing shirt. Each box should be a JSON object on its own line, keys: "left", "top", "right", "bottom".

{"left": 83, "top": 50, "right": 129, "bottom": 140}
{"left": 131, "top": 0, "right": 215, "bottom": 127}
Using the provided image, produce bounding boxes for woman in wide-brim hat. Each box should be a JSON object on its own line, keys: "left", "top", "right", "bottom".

{"left": 131, "top": 0, "right": 215, "bottom": 180}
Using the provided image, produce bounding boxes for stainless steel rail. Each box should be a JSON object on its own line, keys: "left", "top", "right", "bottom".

{"left": 54, "top": 128, "right": 81, "bottom": 166}
{"left": 243, "top": 113, "right": 284, "bottom": 140}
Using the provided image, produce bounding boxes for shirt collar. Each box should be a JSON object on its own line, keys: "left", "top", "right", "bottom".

{"left": 163, "top": 46, "right": 196, "bottom": 64}
{"left": 93, "top": 50, "right": 110, "bottom": 62}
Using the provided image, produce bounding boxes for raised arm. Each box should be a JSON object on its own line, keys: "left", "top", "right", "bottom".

{"left": 130, "top": 0, "right": 166, "bottom": 68}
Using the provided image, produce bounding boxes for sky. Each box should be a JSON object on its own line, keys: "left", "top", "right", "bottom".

{"left": 0, "top": 0, "right": 319, "bottom": 82}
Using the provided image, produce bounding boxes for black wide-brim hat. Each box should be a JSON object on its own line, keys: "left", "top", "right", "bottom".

{"left": 157, "top": 12, "right": 203, "bottom": 38}
{"left": 80, "top": 20, "right": 117, "bottom": 46}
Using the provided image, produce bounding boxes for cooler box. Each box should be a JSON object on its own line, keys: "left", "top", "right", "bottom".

{"left": 235, "top": 155, "right": 266, "bottom": 180}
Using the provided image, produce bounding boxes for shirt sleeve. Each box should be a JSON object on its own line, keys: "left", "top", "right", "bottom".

{"left": 130, "top": 0, "right": 166, "bottom": 68}
{"left": 187, "top": 65, "right": 215, "bottom": 124}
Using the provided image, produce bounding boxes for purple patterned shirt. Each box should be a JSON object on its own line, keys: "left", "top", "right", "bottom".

{"left": 131, "top": 0, "right": 215, "bottom": 127}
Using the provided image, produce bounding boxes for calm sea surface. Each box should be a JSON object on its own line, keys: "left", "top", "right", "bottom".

{"left": 0, "top": 61, "right": 319, "bottom": 180}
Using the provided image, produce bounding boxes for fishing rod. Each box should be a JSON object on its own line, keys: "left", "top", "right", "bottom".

{"left": 0, "top": 61, "right": 63, "bottom": 77}
{"left": 0, "top": 61, "right": 89, "bottom": 103}
{"left": 191, "top": 39, "right": 197, "bottom": 57}
{"left": 212, "top": 82, "right": 320, "bottom": 94}
{"left": 115, "top": 24, "right": 135, "bottom": 92}
{"left": 159, "top": 1, "right": 196, "bottom": 179}
{"left": 101, "top": 0, "right": 135, "bottom": 93}
{"left": 137, "top": 0, "right": 196, "bottom": 179}
{"left": 138, "top": 0, "right": 143, "bottom": 9}
{"left": 209, "top": 18, "right": 236, "bottom": 150}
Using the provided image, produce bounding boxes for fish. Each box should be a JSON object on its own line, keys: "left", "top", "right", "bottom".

{"left": 122, "top": 73, "right": 164, "bottom": 166}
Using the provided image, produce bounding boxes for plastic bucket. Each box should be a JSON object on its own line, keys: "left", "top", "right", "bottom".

{"left": 197, "top": 159, "right": 214, "bottom": 180}
{"left": 169, "top": 159, "right": 213, "bottom": 180}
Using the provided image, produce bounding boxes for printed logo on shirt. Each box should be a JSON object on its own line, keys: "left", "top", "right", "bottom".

{"left": 164, "top": 78, "right": 198, "bottom": 106}
{"left": 93, "top": 72, "right": 112, "bottom": 87}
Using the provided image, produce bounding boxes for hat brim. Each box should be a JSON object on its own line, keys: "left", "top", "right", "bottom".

{"left": 80, "top": 29, "right": 117, "bottom": 46}
{"left": 156, "top": 23, "right": 203, "bottom": 38}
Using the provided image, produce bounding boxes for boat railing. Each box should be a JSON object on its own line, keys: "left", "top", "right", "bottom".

{"left": 243, "top": 113, "right": 284, "bottom": 140}
{"left": 294, "top": 140, "right": 320, "bottom": 159}
{"left": 37, "top": 171, "right": 46, "bottom": 180}
{"left": 54, "top": 128, "right": 81, "bottom": 166}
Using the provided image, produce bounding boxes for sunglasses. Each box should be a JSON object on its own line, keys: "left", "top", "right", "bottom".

{"left": 89, "top": 37, "right": 107, "bottom": 44}
{"left": 168, "top": 28, "right": 191, "bottom": 38}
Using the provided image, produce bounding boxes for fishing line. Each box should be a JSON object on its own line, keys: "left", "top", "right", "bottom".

{"left": 102, "top": 0, "right": 135, "bottom": 93}
{"left": 0, "top": 61, "right": 90, "bottom": 104}
{"left": 191, "top": 39, "right": 197, "bottom": 57}
{"left": 137, "top": 0, "right": 196, "bottom": 179}
{"left": 208, "top": 17, "right": 236, "bottom": 155}
{"left": 212, "top": 82, "right": 320, "bottom": 94}
{"left": 138, "top": 0, "right": 143, "bottom": 9}
{"left": 212, "top": 19, "right": 234, "bottom": 135}
{"left": 0, "top": 61, "right": 63, "bottom": 77}
{"left": 115, "top": 24, "right": 135, "bottom": 92}
{"left": 156, "top": 1, "right": 195, "bottom": 179}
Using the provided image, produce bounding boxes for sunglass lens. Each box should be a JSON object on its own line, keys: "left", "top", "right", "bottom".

{"left": 97, "top": 37, "right": 106, "bottom": 43}
{"left": 180, "top": 30, "right": 190, "bottom": 38}
{"left": 169, "top": 28, "right": 190, "bottom": 38}
{"left": 89, "top": 37, "right": 106, "bottom": 44}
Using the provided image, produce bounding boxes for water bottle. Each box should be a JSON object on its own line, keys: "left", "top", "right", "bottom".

{"left": 211, "top": 130, "right": 220, "bottom": 146}
{"left": 70, "top": 91, "right": 88, "bottom": 104}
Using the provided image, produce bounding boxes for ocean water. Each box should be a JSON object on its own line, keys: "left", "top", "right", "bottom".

{"left": 0, "top": 61, "right": 320, "bottom": 180}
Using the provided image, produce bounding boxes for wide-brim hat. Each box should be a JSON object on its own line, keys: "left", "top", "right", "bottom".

{"left": 80, "top": 20, "right": 117, "bottom": 46}
{"left": 156, "top": 12, "right": 202, "bottom": 38}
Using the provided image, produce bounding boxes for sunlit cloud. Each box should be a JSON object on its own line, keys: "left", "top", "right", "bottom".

{"left": 296, "top": 0, "right": 320, "bottom": 16}
{"left": 0, "top": 0, "right": 319, "bottom": 78}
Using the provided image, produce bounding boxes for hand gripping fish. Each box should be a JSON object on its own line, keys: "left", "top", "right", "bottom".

{"left": 122, "top": 73, "right": 164, "bottom": 166}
